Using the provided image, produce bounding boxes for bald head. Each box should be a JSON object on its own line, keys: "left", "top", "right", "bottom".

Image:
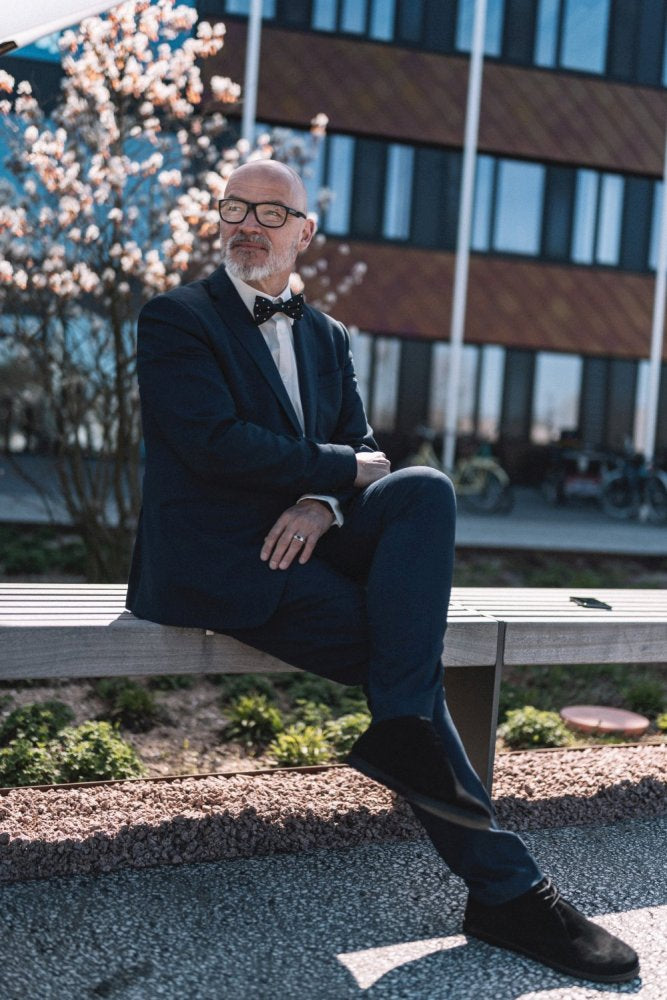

{"left": 226, "top": 159, "right": 308, "bottom": 214}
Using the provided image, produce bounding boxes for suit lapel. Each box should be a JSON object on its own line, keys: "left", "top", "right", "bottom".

{"left": 206, "top": 266, "right": 303, "bottom": 436}
{"left": 292, "top": 313, "right": 318, "bottom": 439}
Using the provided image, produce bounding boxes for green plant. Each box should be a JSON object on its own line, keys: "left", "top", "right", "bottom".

{"left": 622, "top": 678, "right": 665, "bottom": 718}
{"left": 498, "top": 705, "right": 575, "bottom": 750}
{"left": 55, "top": 721, "right": 146, "bottom": 782}
{"left": 0, "top": 525, "right": 86, "bottom": 576}
{"left": 96, "top": 681, "right": 165, "bottom": 732}
{"left": 273, "top": 673, "right": 351, "bottom": 709}
{"left": 93, "top": 677, "right": 137, "bottom": 702}
{"left": 222, "top": 694, "right": 284, "bottom": 747}
{"left": 324, "top": 711, "right": 371, "bottom": 758}
{"left": 290, "top": 699, "right": 333, "bottom": 726}
{"left": 266, "top": 724, "right": 333, "bottom": 766}
{"left": 656, "top": 713, "right": 667, "bottom": 732}
{"left": 0, "top": 700, "right": 75, "bottom": 746}
{"left": 0, "top": 738, "right": 60, "bottom": 787}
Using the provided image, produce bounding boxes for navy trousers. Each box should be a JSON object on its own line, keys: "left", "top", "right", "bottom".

{"left": 225, "top": 467, "right": 543, "bottom": 903}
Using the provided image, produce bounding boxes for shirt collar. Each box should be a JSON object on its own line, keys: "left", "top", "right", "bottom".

{"left": 226, "top": 268, "right": 293, "bottom": 322}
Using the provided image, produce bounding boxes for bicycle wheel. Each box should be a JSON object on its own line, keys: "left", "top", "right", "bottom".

{"left": 461, "top": 469, "right": 505, "bottom": 513}
{"left": 601, "top": 475, "right": 636, "bottom": 520}
{"left": 647, "top": 475, "right": 667, "bottom": 524}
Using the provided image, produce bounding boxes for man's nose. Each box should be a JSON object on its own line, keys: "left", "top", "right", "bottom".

{"left": 239, "top": 208, "right": 264, "bottom": 232}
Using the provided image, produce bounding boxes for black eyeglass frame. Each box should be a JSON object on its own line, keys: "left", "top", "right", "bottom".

{"left": 218, "top": 197, "right": 307, "bottom": 228}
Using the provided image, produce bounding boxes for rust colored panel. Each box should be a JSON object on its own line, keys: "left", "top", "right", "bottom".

{"left": 302, "top": 239, "right": 660, "bottom": 360}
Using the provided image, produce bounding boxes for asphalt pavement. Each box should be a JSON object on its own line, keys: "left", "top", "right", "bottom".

{"left": 2, "top": 454, "right": 667, "bottom": 556}
{"left": 455, "top": 487, "right": 667, "bottom": 556}
{"left": 2, "top": 816, "right": 666, "bottom": 999}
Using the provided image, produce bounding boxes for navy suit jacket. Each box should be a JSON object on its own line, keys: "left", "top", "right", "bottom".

{"left": 126, "top": 265, "right": 376, "bottom": 630}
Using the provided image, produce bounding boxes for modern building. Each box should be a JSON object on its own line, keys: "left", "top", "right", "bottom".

{"left": 3, "top": 1, "right": 667, "bottom": 475}
{"left": 198, "top": 0, "right": 667, "bottom": 474}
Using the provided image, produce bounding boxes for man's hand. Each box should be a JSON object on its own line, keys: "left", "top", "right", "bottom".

{"left": 261, "top": 499, "right": 334, "bottom": 570}
{"left": 354, "top": 450, "right": 391, "bottom": 487}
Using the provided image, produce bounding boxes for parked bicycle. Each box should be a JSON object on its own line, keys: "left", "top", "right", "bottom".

{"left": 403, "top": 432, "right": 514, "bottom": 514}
{"left": 600, "top": 454, "right": 667, "bottom": 524}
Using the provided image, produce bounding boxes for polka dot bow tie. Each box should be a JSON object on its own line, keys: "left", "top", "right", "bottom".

{"left": 253, "top": 293, "right": 304, "bottom": 325}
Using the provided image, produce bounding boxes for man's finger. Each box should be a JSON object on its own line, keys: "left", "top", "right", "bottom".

{"left": 277, "top": 531, "right": 307, "bottom": 570}
{"left": 298, "top": 534, "right": 317, "bottom": 565}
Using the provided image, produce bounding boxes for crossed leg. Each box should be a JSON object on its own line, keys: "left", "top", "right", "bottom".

{"left": 225, "top": 468, "right": 543, "bottom": 903}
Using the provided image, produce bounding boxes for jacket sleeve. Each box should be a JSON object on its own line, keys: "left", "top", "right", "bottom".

{"left": 136, "top": 294, "right": 359, "bottom": 495}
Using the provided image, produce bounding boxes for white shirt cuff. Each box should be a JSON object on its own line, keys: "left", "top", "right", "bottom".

{"left": 297, "top": 494, "right": 344, "bottom": 526}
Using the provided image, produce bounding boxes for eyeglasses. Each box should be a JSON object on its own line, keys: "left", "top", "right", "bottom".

{"left": 218, "top": 198, "right": 306, "bottom": 228}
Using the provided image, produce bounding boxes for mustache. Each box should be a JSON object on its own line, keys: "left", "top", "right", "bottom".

{"left": 228, "top": 234, "right": 271, "bottom": 251}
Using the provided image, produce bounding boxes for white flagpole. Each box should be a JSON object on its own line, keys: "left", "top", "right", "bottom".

{"left": 241, "top": 0, "right": 263, "bottom": 151}
{"left": 442, "top": 0, "right": 487, "bottom": 471}
{"left": 643, "top": 124, "right": 667, "bottom": 463}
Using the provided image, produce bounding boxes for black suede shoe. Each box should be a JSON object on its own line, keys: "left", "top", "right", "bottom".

{"left": 347, "top": 715, "right": 492, "bottom": 829}
{"left": 463, "top": 876, "right": 640, "bottom": 983}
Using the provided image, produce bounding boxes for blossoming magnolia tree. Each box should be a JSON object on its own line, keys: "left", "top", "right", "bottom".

{"left": 0, "top": 0, "right": 365, "bottom": 580}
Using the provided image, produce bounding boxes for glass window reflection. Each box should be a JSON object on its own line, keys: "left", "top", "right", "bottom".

{"left": 341, "top": 0, "right": 367, "bottom": 34}
{"left": 456, "top": 0, "right": 506, "bottom": 56}
{"left": 534, "top": 0, "right": 560, "bottom": 66}
{"left": 571, "top": 169, "right": 598, "bottom": 264}
{"left": 370, "top": 0, "right": 396, "bottom": 40}
{"left": 596, "top": 173, "right": 623, "bottom": 265}
{"left": 472, "top": 155, "right": 494, "bottom": 251}
{"left": 493, "top": 159, "right": 545, "bottom": 255}
{"left": 324, "top": 135, "right": 355, "bottom": 235}
{"left": 312, "top": 0, "right": 337, "bottom": 31}
{"left": 383, "top": 144, "right": 414, "bottom": 239}
{"left": 649, "top": 181, "right": 664, "bottom": 272}
{"left": 560, "top": 0, "right": 610, "bottom": 73}
{"left": 532, "top": 352, "right": 583, "bottom": 444}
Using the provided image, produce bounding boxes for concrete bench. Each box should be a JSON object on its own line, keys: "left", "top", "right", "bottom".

{"left": 2, "top": 584, "right": 667, "bottom": 791}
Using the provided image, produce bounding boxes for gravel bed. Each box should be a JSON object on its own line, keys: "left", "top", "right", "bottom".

{"left": 1, "top": 744, "right": 665, "bottom": 885}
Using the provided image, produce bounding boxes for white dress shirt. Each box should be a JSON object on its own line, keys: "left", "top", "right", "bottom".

{"left": 227, "top": 269, "right": 344, "bottom": 526}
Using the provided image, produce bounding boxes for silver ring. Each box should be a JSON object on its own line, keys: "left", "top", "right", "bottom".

{"left": 292, "top": 533, "right": 306, "bottom": 544}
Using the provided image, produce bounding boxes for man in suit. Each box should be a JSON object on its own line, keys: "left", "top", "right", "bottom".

{"left": 127, "top": 160, "right": 638, "bottom": 984}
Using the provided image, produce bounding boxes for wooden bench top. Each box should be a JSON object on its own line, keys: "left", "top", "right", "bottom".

{"left": 1, "top": 584, "right": 666, "bottom": 681}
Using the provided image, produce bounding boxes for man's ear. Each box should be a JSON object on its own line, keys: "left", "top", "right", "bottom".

{"left": 298, "top": 216, "right": 316, "bottom": 253}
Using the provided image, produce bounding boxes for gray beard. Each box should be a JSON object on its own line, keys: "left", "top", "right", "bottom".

{"left": 222, "top": 237, "right": 298, "bottom": 283}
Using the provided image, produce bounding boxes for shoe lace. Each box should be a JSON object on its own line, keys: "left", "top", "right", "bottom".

{"left": 535, "top": 876, "right": 562, "bottom": 910}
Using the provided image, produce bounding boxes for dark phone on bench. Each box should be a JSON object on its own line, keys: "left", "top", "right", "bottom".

{"left": 570, "top": 596, "right": 612, "bottom": 611}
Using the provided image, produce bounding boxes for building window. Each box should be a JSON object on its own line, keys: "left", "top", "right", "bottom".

{"left": 370, "top": 336, "right": 401, "bottom": 429}
{"left": 649, "top": 181, "right": 664, "bottom": 271}
{"left": 225, "top": 0, "right": 277, "bottom": 15}
{"left": 531, "top": 352, "right": 583, "bottom": 444}
{"left": 410, "top": 148, "right": 461, "bottom": 250}
{"left": 456, "top": 0, "right": 506, "bottom": 57}
{"left": 541, "top": 166, "right": 576, "bottom": 261}
{"left": 596, "top": 173, "right": 624, "bottom": 265}
{"left": 323, "top": 134, "right": 355, "bottom": 234}
{"left": 472, "top": 155, "right": 495, "bottom": 252}
{"left": 571, "top": 169, "right": 624, "bottom": 267}
{"left": 428, "top": 343, "right": 480, "bottom": 436}
{"left": 350, "top": 138, "right": 387, "bottom": 238}
{"left": 560, "top": 0, "right": 610, "bottom": 73}
{"left": 370, "top": 0, "right": 396, "bottom": 39}
{"left": 383, "top": 144, "right": 414, "bottom": 239}
{"left": 534, "top": 0, "right": 560, "bottom": 66}
{"left": 493, "top": 159, "right": 545, "bottom": 255}
{"left": 207, "top": 0, "right": 667, "bottom": 86}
